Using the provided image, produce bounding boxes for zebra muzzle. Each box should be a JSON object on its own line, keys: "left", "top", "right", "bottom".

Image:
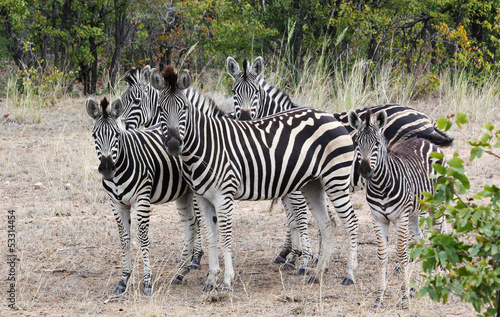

{"left": 359, "top": 159, "right": 373, "bottom": 179}
{"left": 238, "top": 109, "right": 253, "bottom": 120}
{"left": 165, "top": 136, "right": 183, "bottom": 156}
{"left": 98, "top": 155, "right": 115, "bottom": 180}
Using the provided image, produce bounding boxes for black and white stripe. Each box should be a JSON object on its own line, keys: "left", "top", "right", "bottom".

{"left": 87, "top": 97, "right": 201, "bottom": 295}
{"left": 151, "top": 66, "right": 358, "bottom": 292}
{"left": 121, "top": 65, "right": 316, "bottom": 274}
{"left": 119, "top": 66, "right": 160, "bottom": 130}
{"left": 226, "top": 56, "right": 453, "bottom": 265}
{"left": 348, "top": 109, "right": 447, "bottom": 308}
{"left": 226, "top": 56, "right": 453, "bottom": 189}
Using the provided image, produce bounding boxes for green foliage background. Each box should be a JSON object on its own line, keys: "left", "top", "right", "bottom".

{"left": 1, "top": 0, "right": 499, "bottom": 95}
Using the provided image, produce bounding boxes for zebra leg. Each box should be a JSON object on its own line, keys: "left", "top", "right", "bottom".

{"left": 373, "top": 216, "right": 390, "bottom": 308}
{"left": 135, "top": 199, "right": 153, "bottom": 295}
{"left": 273, "top": 226, "right": 293, "bottom": 264}
{"left": 113, "top": 203, "right": 132, "bottom": 294}
{"left": 300, "top": 181, "right": 336, "bottom": 284}
{"left": 171, "top": 191, "right": 198, "bottom": 285}
{"left": 395, "top": 215, "right": 410, "bottom": 309}
{"left": 190, "top": 195, "right": 204, "bottom": 270}
{"left": 324, "top": 182, "right": 358, "bottom": 286}
{"left": 217, "top": 196, "right": 235, "bottom": 292}
{"left": 282, "top": 193, "right": 312, "bottom": 274}
{"left": 196, "top": 195, "right": 220, "bottom": 292}
{"left": 409, "top": 214, "right": 424, "bottom": 242}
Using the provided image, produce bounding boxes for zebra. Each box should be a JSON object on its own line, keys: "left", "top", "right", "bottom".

{"left": 348, "top": 108, "right": 447, "bottom": 308}
{"left": 119, "top": 65, "right": 160, "bottom": 130}
{"left": 86, "top": 97, "right": 201, "bottom": 295}
{"left": 120, "top": 65, "right": 318, "bottom": 275}
{"left": 119, "top": 65, "right": 209, "bottom": 270}
{"left": 226, "top": 56, "right": 454, "bottom": 264}
{"left": 150, "top": 66, "right": 359, "bottom": 291}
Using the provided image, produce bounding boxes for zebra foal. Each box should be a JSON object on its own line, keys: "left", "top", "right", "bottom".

{"left": 151, "top": 66, "right": 359, "bottom": 291}
{"left": 348, "top": 108, "right": 446, "bottom": 308}
{"left": 86, "top": 97, "right": 200, "bottom": 295}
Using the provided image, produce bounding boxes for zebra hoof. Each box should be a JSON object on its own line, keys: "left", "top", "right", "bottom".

{"left": 273, "top": 254, "right": 287, "bottom": 264}
{"left": 143, "top": 287, "right": 153, "bottom": 296}
{"left": 114, "top": 280, "right": 127, "bottom": 294}
{"left": 297, "top": 266, "right": 310, "bottom": 275}
{"left": 190, "top": 262, "right": 201, "bottom": 270}
{"left": 218, "top": 283, "right": 231, "bottom": 293}
{"left": 202, "top": 283, "right": 214, "bottom": 292}
{"left": 143, "top": 282, "right": 153, "bottom": 296}
{"left": 394, "top": 263, "right": 402, "bottom": 273}
{"left": 171, "top": 275, "right": 184, "bottom": 285}
{"left": 373, "top": 299, "right": 383, "bottom": 309}
{"left": 307, "top": 276, "right": 319, "bottom": 284}
{"left": 341, "top": 277, "right": 354, "bottom": 286}
{"left": 409, "top": 288, "right": 416, "bottom": 298}
{"left": 282, "top": 262, "right": 296, "bottom": 270}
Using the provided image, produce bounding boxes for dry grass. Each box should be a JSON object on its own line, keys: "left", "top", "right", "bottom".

{"left": 0, "top": 94, "right": 496, "bottom": 316}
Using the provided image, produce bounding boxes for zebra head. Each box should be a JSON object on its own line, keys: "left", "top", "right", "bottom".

{"left": 348, "top": 109, "right": 388, "bottom": 180}
{"left": 150, "top": 66, "right": 191, "bottom": 156}
{"left": 120, "top": 65, "right": 154, "bottom": 129}
{"left": 226, "top": 56, "right": 263, "bottom": 120}
{"left": 86, "top": 97, "right": 124, "bottom": 180}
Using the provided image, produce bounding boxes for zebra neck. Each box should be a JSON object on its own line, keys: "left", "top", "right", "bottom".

{"left": 257, "top": 77, "right": 297, "bottom": 117}
{"left": 145, "top": 85, "right": 161, "bottom": 127}
{"left": 114, "top": 132, "right": 128, "bottom": 169}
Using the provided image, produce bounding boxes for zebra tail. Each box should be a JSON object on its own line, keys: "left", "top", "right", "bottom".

{"left": 421, "top": 124, "right": 454, "bottom": 147}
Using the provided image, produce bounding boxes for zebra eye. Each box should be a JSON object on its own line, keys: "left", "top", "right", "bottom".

{"left": 134, "top": 98, "right": 140, "bottom": 104}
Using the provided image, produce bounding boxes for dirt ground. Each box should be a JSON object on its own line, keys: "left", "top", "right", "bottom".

{"left": 0, "top": 96, "right": 496, "bottom": 316}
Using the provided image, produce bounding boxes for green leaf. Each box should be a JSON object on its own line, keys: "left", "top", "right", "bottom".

{"left": 484, "top": 122, "right": 494, "bottom": 131}
{"left": 437, "top": 117, "right": 448, "bottom": 130}
{"left": 433, "top": 164, "right": 447, "bottom": 175}
{"left": 430, "top": 151, "right": 444, "bottom": 160}
{"left": 456, "top": 112, "right": 469, "bottom": 125}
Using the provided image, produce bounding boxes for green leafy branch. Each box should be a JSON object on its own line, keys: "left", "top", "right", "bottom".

{"left": 412, "top": 112, "right": 500, "bottom": 316}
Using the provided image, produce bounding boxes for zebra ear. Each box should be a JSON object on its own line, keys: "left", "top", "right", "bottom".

{"left": 373, "top": 110, "right": 387, "bottom": 130}
{"left": 86, "top": 98, "right": 102, "bottom": 119}
{"left": 150, "top": 69, "right": 166, "bottom": 91}
{"left": 226, "top": 56, "right": 240, "bottom": 79}
{"left": 140, "top": 65, "right": 151, "bottom": 86}
{"left": 348, "top": 110, "right": 361, "bottom": 130}
{"left": 177, "top": 70, "right": 192, "bottom": 90}
{"left": 251, "top": 56, "right": 263, "bottom": 76}
{"left": 108, "top": 98, "right": 124, "bottom": 118}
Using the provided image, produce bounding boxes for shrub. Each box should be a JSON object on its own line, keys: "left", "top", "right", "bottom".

{"left": 412, "top": 113, "right": 500, "bottom": 316}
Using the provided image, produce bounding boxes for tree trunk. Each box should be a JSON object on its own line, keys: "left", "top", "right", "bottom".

{"left": 109, "top": 0, "right": 132, "bottom": 91}
{"left": 90, "top": 37, "right": 98, "bottom": 94}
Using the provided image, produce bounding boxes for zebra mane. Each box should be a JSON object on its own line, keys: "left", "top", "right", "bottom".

{"left": 162, "top": 66, "right": 178, "bottom": 91}
{"left": 242, "top": 58, "right": 248, "bottom": 78}
{"left": 125, "top": 66, "right": 143, "bottom": 85}
{"left": 365, "top": 109, "right": 372, "bottom": 127}
{"left": 186, "top": 88, "right": 227, "bottom": 117}
{"left": 101, "top": 97, "right": 109, "bottom": 117}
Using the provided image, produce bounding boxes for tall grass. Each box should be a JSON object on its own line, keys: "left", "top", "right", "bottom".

{"left": 261, "top": 39, "right": 499, "bottom": 121}
{"left": 4, "top": 66, "right": 73, "bottom": 123}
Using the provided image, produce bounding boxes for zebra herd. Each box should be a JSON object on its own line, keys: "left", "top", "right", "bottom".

{"left": 86, "top": 56, "right": 453, "bottom": 307}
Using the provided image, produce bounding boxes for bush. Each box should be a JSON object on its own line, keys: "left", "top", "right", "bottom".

{"left": 412, "top": 113, "right": 500, "bottom": 316}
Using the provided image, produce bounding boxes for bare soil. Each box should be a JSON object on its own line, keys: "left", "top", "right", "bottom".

{"left": 1, "top": 97, "right": 495, "bottom": 316}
